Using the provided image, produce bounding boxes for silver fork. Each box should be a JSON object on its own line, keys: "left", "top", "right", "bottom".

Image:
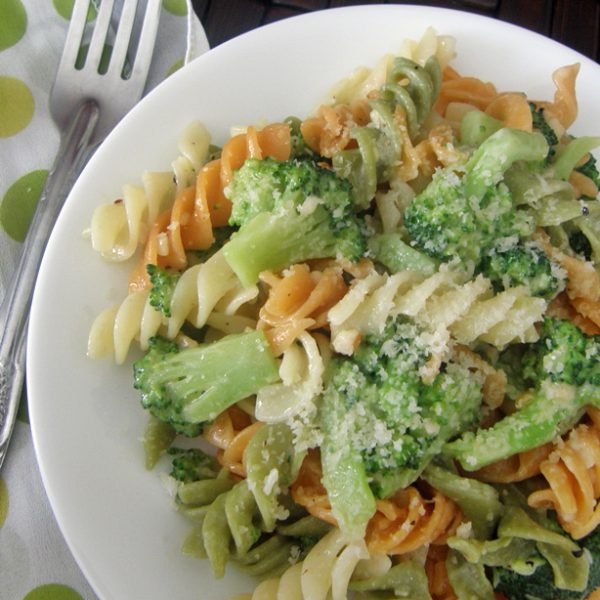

{"left": 0, "top": 0, "right": 161, "bottom": 470}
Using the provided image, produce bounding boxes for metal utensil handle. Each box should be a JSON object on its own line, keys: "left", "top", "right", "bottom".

{"left": 0, "top": 99, "right": 100, "bottom": 469}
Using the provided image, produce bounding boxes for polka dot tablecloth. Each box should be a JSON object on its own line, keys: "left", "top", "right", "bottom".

{"left": 0, "top": 2, "right": 208, "bottom": 598}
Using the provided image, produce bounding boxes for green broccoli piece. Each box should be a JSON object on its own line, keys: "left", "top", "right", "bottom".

{"left": 133, "top": 332, "right": 280, "bottom": 436}
{"left": 478, "top": 243, "right": 564, "bottom": 299}
{"left": 319, "top": 317, "right": 482, "bottom": 539}
{"left": 445, "top": 318, "right": 600, "bottom": 471}
{"left": 530, "top": 102, "right": 559, "bottom": 162}
{"left": 223, "top": 157, "right": 366, "bottom": 286}
{"left": 368, "top": 232, "right": 439, "bottom": 276}
{"left": 147, "top": 264, "right": 181, "bottom": 318}
{"left": 522, "top": 317, "right": 600, "bottom": 386}
{"left": 494, "top": 524, "right": 600, "bottom": 600}
{"left": 168, "top": 447, "right": 220, "bottom": 483}
{"left": 228, "top": 156, "right": 356, "bottom": 227}
{"left": 404, "top": 128, "right": 547, "bottom": 269}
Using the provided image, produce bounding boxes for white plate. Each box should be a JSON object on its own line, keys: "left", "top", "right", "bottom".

{"left": 28, "top": 5, "right": 600, "bottom": 600}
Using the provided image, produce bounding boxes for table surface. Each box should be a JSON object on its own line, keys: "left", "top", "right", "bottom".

{"left": 191, "top": 0, "right": 600, "bottom": 63}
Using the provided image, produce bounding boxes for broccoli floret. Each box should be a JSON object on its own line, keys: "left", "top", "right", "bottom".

{"left": 146, "top": 264, "right": 180, "bottom": 318}
{"left": 530, "top": 102, "right": 559, "bottom": 162}
{"left": 478, "top": 243, "right": 564, "bottom": 299}
{"left": 223, "top": 157, "right": 367, "bottom": 286}
{"left": 445, "top": 318, "right": 600, "bottom": 471}
{"left": 228, "top": 156, "right": 356, "bottom": 227}
{"left": 319, "top": 317, "right": 482, "bottom": 539}
{"left": 404, "top": 128, "right": 547, "bottom": 269}
{"left": 168, "top": 447, "right": 220, "bottom": 483}
{"left": 494, "top": 524, "right": 600, "bottom": 600}
{"left": 133, "top": 332, "right": 280, "bottom": 436}
{"left": 522, "top": 317, "right": 600, "bottom": 386}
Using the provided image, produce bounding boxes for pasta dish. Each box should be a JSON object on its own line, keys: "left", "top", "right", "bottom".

{"left": 85, "top": 28, "right": 600, "bottom": 600}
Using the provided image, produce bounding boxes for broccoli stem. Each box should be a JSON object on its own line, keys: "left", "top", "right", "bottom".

{"left": 181, "top": 331, "right": 280, "bottom": 422}
{"left": 319, "top": 382, "right": 377, "bottom": 541}
{"left": 460, "top": 110, "right": 503, "bottom": 147}
{"left": 444, "top": 381, "right": 594, "bottom": 471}
{"left": 464, "top": 128, "right": 549, "bottom": 201}
{"left": 135, "top": 331, "right": 281, "bottom": 427}
{"left": 223, "top": 207, "right": 341, "bottom": 287}
{"left": 368, "top": 232, "right": 439, "bottom": 276}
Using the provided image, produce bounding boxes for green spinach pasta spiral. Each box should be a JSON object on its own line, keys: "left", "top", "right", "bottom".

{"left": 333, "top": 56, "right": 441, "bottom": 208}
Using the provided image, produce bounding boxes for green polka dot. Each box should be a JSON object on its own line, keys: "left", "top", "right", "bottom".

{"left": 23, "top": 584, "right": 84, "bottom": 600}
{"left": 166, "top": 58, "right": 184, "bottom": 78}
{"left": 0, "top": 0, "right": 27, "bottom": 51}
{"left": 0, "top": 170, "right": 48, "bottom": 242}
{"left": 0, "top": 478, "right": 8, "bottom": 529}
{"left": 162, "top": 0, "right": 187, "bottom": 16}
{"left": 52, "top": 0, "right": 96, "bottom": 21}
{"left": 0, "top": 76, "right": 34, "bottom": 138}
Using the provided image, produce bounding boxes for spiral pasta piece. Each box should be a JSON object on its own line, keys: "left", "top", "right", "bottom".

{"left": 241, "top": 528, "right": 372, "bottom": 600}
{"left": 321, "top": 27, "right": 454, "bottom": 107}
{"left": 300, "top": 100, "right": 370, "bottom": 158}
{"left": 203, "top": 406, "right": 261, "bottom": 478}
{"left": 471, "top": 442, "right": 553, "bottom": 484}
{"left": 255, "top": 332, "right": 330, "bottom": 456}
{"left": 534, "top": 63, "right": 580, "bottom": 132}
{"left": 434, "top": 67, "right": 498, "bottom": 116}
{"left": 87, "top": 288, "right": 163, "bottom": 364}
{"left": 88, "top": 249, "right": 259, "bottom": 363}
{"left": 324, "top": 55, "right": 442, "bottom": 206}
{"left": 366, "top": 486, "right": 463, "bottom": 556}
{"left": 89, "top": 172, "right": 176, "bottom": 262}
{"left": 88, "top": 121, "right": 211, "bottom": 263}
{"left": 291, "top": 451, "right": 463, "bottom": 558}
{"left": 536, "top": 229, "right": 600, "bottom": 332}
{"left": 257, "top": 263, "right": 347, "bottom": 355}
{"left": 528, "top": 408, "right": 600, "bottom": 539}
{"left": 291, "top": 449, "right": 337, "bottom": 527}
{"left": 425, "top": 545, "right": 458, "bottom": 600}
{"left": 129, "top": 123, "right": 291, "bottom": 291}
{"left": 327, "top": 266, "right": 547, "bottom": 356}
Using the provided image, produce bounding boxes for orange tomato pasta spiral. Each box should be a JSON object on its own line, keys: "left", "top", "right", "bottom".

{"left": 425, "top": 545, "right": 457, "bottom": 600}
{"left": 129, "top": 123, "right": 291, "bottom": 291}
{"left": 257, "top": 262, "right": 348, "bottom": 356}
{"left": 366, "top": 485, "right": 463, "bottom": 556}
{"left": 291, "top": 451, "right": 463, "bottom": 556}
{"left": 471, "top": 443, "right": 553, "bottom": 484}
{"left": 203, "top": 406, "right": 262, "bottom": 478}
{"left": 300, "top": 100, "right": 370, "bottom": 158}
{"left": 434, "top": 66, "right": 498, "bottom": 116}
{"left": 290, "top": 449, "right": 338, "bottom": 527}
{"left": 528, "top": 408, "right": 600, "bottom": 539}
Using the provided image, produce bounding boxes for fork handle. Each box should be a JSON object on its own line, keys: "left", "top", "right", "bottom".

{"left": 0, "top": 99, "right": 100, "bottom": 470}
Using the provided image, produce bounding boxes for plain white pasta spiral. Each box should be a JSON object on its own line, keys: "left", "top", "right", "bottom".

{"left": 89, "top": 171, "right": 176, "bottom": 261}
{"left": 328, "top": 266, "right": 547, "bottom": 356}
{"left": 87, "top": 250, "right": 259, "bottom": 364}
{"left": 87, "top": 121, "right": 212, "bottom": 261}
